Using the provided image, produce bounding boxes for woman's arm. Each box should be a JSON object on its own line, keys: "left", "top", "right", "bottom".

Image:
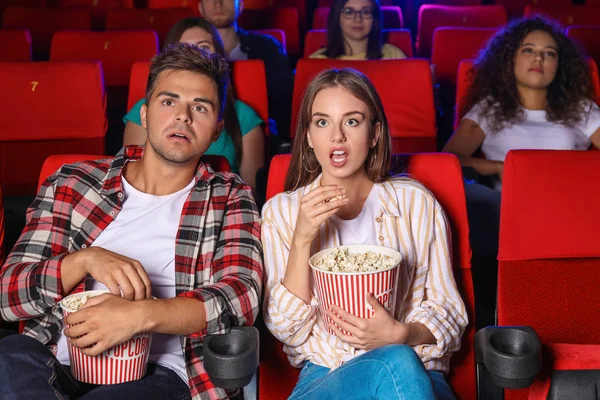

{"left": 590, "top": 127, "right": 600, "bottom": 149}
{"left": 239, "top": 126, "right": 265, "bottom": 190}
{"left": 122, "top": 122, "right": 148, "bottom": 147}
{"left": 443, "top": 119, "right": 504, "bottom": 176}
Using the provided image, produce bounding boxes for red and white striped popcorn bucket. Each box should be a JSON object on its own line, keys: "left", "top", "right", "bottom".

{"left": 59, "top": 290, "right": 153, "bottom": 385}
{"left": 309, "top": 245, "right": 402, "bottom": 335}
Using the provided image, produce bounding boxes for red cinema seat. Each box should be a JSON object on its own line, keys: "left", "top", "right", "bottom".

{"left": 1, "top": 7, "right": 91, "bottom": 60}
{"left": 292, "top": 59, "right": 436, "bottom": 153}
{"left": 106, "top": 8, "right": 194, "bottom": 47}
{"left": 253, "top": 29, "right": 286, "bottom": 53}
{"left": 431, "top": 27, "right": 496, "bottom": 86}
{"left": 50, "top": 31, "right": 158, "bottom": 87}
{"left": 261, "top": 152, "right": 476, "bottom": 400}
{"left": 127, "top": 59, "right": 269, "bottom": 133}
{"left": 524, "top": 4, "right": 600, "bottom": 26}
{"left": 496, "top": 0, "right": 572, "bottom": 18}
{"left": 303, "top": 28, "right": 413, "bottom": 58}
{"left": 455, "top": 58, "right": 600, "bottom": 128}
{"left": 56, "top": 0, "right": 134, "bottom": 30}
{"left": 490, "top": 150, "right": 600, "bottom": 400}
{"left": 238, "top": 7, "right": 300, "bottom": 57}
{"left": 318, "top": 0, "right": 394, "bottom": 5}
{"left": 0, "top": 185, "right": 4, "bottom": 266}
{"left": 0, "top": 62, "right": 106, "bottom": 196}
{"left": 0, "top": 30, "right": 32, "bottom": 62}
{"left": 312, "top": 5, "right": 403, "bottom": 30}
{"left": 417, "top": 5, "right": 506, "bottom": 58}
{"left": 147, "top": 0, "right": 199, "bottom": 15}
{"left": 567, "top": 25, "right": 600, "bottom": 68}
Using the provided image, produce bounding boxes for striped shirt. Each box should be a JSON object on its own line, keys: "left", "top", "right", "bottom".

{"left": 0, "top": 146, "right": 264, "bottom": 400}
{"left": 261, "top": 175, "right": 467, "bottom": 373}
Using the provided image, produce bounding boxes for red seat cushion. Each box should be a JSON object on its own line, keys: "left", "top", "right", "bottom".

{"left": 0, "top": 29, "right": 31, "bottom": 62}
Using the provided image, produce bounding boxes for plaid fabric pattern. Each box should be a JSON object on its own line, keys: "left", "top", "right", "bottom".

{"left": 0, "top": 146, "right": 264, "bottom": 400}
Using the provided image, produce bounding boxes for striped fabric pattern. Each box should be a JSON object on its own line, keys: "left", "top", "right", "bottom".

{"left": 261, "top": 175, "right": 467, "bottom": 373}
{"left": 0, "top": 146, "right": 264, "bottom": 400}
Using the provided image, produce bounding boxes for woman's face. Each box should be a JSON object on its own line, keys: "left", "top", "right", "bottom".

{"left": 179, "top": 27, "right": 216, "bottom": 53}
{"left": 307, "top": 86, "right": 379, "bottom": 182}
{"left": 513, "top": 30, "right": 559, "bottom": 91}
{"left": 339, "top": 0, "right": 374, "bottom": 43}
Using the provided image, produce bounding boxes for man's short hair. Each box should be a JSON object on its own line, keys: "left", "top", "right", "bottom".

{"left": 145, "top": 43, "right": 230, "bottom": 119}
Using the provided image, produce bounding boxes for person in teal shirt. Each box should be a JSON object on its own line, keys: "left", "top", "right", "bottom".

{"left": 123, "top": 17, "right": 265, "bottom": 191}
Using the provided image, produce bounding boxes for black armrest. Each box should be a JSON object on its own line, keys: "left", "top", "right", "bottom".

{"left": 203, "top": 326, "right": 259, "bottom": 390}
{"left": 462, "top": 166, "right": 481, "bottom": 182}
{"left": 475, "top": 326, "right": 541, "bottom": 399}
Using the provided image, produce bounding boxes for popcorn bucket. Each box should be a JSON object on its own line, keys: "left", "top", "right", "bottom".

{"left": 309, "top": 245, "right": 402, "bottom": 335}
{"left": 59, "top": 290, "right": 153, "bottom": 385}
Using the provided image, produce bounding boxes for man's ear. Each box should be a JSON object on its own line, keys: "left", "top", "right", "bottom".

{"left": 238, "top": 0, "right": 244, "bottom": 15}
{"left": 214, "top": 120, "right": 225, "bottom": 142}
{"left": 198, "top": 0, "right": 204, "bottom": 16}
{"left": 140, "top": 103, "right": 148, "bottom": 129}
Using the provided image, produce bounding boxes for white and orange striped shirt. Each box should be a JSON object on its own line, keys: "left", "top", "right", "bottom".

{"left": 261, "top": 175, "right": 468, "bottom": 373}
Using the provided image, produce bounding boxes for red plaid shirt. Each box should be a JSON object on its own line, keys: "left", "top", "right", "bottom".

{"left": 0, "top": 146, "right": 264, "bottom": 400}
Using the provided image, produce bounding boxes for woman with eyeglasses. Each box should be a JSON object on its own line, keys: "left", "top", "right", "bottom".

{"left": 310, "top": 0, "right": 406, "bottom": 60}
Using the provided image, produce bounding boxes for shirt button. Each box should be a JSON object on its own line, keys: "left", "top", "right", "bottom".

{"left": 289, "top": 327, "right": 296, "bottom": 333}
{"left": 376, "top": 217, "right": 382, "bottom": 223}
{"left": 117, "top": 192, "right": 123, "bottom": 198}
{"left": 81, "top": 244, "right": 87, "bottom": 249}
{"left": 109, "top": 211, "right": 115, "bottom": 216}
{"left": 379, "top": 236, "right": 384, "bottom": 241}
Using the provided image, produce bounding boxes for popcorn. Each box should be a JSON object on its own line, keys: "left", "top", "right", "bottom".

{"left": 312, "top": 248, "right": 397, "bottom": 273}
{"left": 62, "top": 294, "right": 90, "bottom": 311}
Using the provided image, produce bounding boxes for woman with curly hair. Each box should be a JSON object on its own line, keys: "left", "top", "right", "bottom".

{"left": 443, "top": 16, "right": 600, "bottom": 312}
{"left": 444, "top": 16, "right": 600, "bottom": 191}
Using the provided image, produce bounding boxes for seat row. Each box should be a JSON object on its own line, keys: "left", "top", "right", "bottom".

{"left": 2, "top": 56, "right": 599, "bottom": 197}
{"left": 2, "top": 148, "right": 598, "bottom": 400}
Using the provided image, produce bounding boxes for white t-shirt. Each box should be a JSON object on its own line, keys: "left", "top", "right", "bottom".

{"left": 330, "top": 184, "right": 379, "bottom": 245}
{"left": 55, "top": 171, "right": 195, "bottom": 383}
{"left": 226, "top": 41, "right": 248, "bottom": 61}
{"left": 463, "top": 101, "right": 600, "bottom": 190}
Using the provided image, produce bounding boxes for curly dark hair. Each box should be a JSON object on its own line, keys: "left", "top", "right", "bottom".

{"left": 462, "top": 16, "right": 594, "bottom": 133}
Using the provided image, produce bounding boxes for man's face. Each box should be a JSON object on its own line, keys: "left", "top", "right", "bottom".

{"left": 200, "top": 0, "right": 242, "bottom": 29}
{"left": 141, "top": 69, "right": 223, "bottom": 166}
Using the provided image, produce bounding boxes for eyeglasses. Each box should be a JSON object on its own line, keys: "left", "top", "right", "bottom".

{"left": 340, "top": 6, "right": 374, "bottom": 20}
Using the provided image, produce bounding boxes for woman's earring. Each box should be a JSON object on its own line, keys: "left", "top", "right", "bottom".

{"left": 303, "top": 152, "right": 320, "bottom": 174}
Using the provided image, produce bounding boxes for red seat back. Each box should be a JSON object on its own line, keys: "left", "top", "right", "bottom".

{"left": 105, "top": 8, "right": 194, "bottom": 47}
{"left": 0, "top": 185, "right": 4, "bottom": 266}
{"left": 499, "top": 150, "right": 600, "bottom": 400}
{"left": 0, "top": 29, "right": 32, "bottom": 62}
{"left": 455, "top": 58, "right": 600, "bottom": 127}
{"left": 567, "top": 25, "right": 600, "bottom": 67}
{"left": 318, "top": 0, "right": 394, "bottom": 5}
{"left": 496, "top": 0, "right": 571, "bottom": 18}
{"left": 303, "top": 28, "right": 413, "bottom": 58}
{"left": 254, "top": 29, "right": 286, "bottom": 53}
{"left": 262, "top": 152, "right": 476, "bottom": 400}
{"left": 58, "top": 0, "right": 133, "bottom": 6}
{"left": 1, "top": 7, "right": 91, "bottom": 60}
{"left": 313, "top": 5, "right": 403, "bottom": 30}
{"left": 238, "top": 7, "right": 300, "bottom": 56}
{"left": 0, "top": 62, "right": 106, "bottom": 196}
{"left": 524, "top": 4, "right": 600, "bottom": 26}
{"left": 417, "top": 5, "right": 506, "bottom": 58}
{"left": 127, "top": 60, "right": 268, "bottom": 131}
{"left": 50, "top": 31, "right": 158, "bottom": 87}
{"left": 431, "top": 27, "right": 496, "bottom": 85}
{"left": 291, "top": 58, "right": 436, "bottom": 153}
{"left": 147, "top": 0, "right": 199, "bottom": 15}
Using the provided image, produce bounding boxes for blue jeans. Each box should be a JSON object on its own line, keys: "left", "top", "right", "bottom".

{"left": 289, "top": 345, "right": 455, "bottom": 400}
{"left": 0, "top": 333, "right": 191, "bottom": 400}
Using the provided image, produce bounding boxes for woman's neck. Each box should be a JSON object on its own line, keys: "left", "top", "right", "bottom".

{"left": 343, "top": 36, "right": 368, "bottom": 57}
{"left": 518, "top": 86, "right": 548, "bottom": 110}
{"left": 322, "top": 171, "right": 374, "bottom": 220}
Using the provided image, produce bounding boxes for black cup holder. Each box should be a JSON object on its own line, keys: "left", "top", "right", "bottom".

{"left": 203, "top": 326, "right": 259, "bottom": 390}
{"left": 475, "top": 326, "right": 541, "bottom": 389}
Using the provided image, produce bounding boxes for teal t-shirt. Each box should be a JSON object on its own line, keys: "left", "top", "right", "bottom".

{"left": 123, "top": 99, "right": 263, "bottom": 173}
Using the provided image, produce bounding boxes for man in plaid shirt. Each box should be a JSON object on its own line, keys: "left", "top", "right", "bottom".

{"left": 0, "top": 44, "right": 263, "bottom": 400}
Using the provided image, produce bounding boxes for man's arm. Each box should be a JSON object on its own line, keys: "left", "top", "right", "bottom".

{"left": 0, "top": 175, "right": 71, "bottom": 321}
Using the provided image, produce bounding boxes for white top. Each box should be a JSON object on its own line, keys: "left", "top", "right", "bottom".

{"left": 464, "top": 101, "right": 600, "bottom": 190}
{"left": 55, "top": 170, "right": 195, "bottom": 383}
{"left": 330, "top": 185, "right": 379, "bottom": 246}
{"left": 226, "top": 41, "right": 248, "bottom": 61}
{"left": 261, "top": 176, "right": 467, "bottom": 373}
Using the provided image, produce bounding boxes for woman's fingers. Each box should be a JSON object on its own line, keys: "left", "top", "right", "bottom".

{"left": 306, "top": 196, "right": 348, "bottom": 219}
{"left": 302, "top": 186, "right": 346, "bottom": 207}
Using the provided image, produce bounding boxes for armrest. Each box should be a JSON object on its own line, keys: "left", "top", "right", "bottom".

{"left": 203, "top": 326, "right": 259, "bottom": 390}
{"left": 475, "top": 326, "right": 541, "bottom": 399}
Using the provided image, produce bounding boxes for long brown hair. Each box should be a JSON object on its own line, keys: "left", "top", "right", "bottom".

{"left": 284, "top": 68, "right": 391, "bottom": 192}
{"left": 162, "top": 17, "right": 243, "bottom": 166}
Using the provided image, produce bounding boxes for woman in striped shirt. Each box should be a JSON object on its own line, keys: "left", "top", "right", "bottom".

{"left": 261, "top": 68, "right": 468, "bottom": 399}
